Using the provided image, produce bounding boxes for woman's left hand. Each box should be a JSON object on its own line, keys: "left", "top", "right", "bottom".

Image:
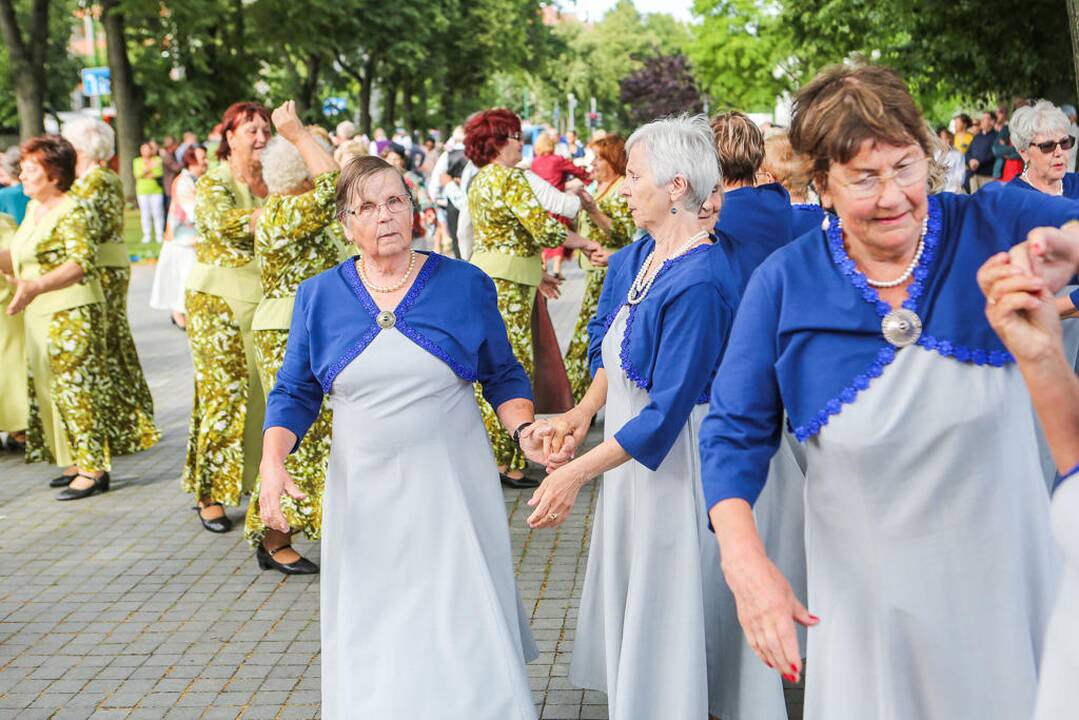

{"left": 539, "top": 272, "right": 562, "bottom": 299}
{"left": 978, "top": 251, "right": 1061, "bottom": 362}
{"left": 527, "top": 463, "right": 586, "bottom": 529}
{"left": 5, "top": 277, "right": 40, "bottom": 315}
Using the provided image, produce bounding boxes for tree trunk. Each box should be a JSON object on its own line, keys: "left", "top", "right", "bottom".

{"left": 360, "top": 57, "right": 377, "bottom": 137}
{"left": 382, "top": 79, "right": 398, "bottom": 131}
{"left": 402, "top": 77, "right": 417, "bottom": 135}
{"left": 102, "top": 0, "right": 144, "bottom": 204}
{"left": 0, "top": 0, "right": 48, "bottom": 139}
{"left": 440, "top": 85, "right": 456, "bottom": 139}
{"left": 299, "top": 54, "right": 322, "bottom": 121}
{"left": 417, "top": 81, "right": 429, "bottom": 136}
{"left": 1068, "top": 0, "right": 1079, "bottom": 102}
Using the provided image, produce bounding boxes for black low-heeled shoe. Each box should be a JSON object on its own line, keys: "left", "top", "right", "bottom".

{"left": 499, "top": 472, "right": 540, "bottom": 490}
{"left": 256, "top": 544, "right": 319, "bottom": 575}
{"left": 5, "top": 435, "right": 25, "bottom": 453}
{"left": 194, "top": 502, "right": 232, "bottom": 533}
{"left": 56, "top": 472, "right": 110, "bottom": 501}
{"left": 50, "top": 473, "right": 77, "bottom": 488}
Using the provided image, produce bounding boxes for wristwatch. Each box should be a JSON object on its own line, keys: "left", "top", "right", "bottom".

{"left": 512, "top": 421, "right": 534, "bottom": 447}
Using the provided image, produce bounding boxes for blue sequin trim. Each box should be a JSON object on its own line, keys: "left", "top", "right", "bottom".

{"left": 325, "top": 253, "right": 462, "bottom": 391}
{"left": 618, "top": 244, "right": 711, "bottom": 400}
{"left": 793, "top": 199, "right": 943, "bottom": 441}
{"left": 395, "top": 319, "right": 478, "bottom": 382}
{"left": 791, "top": 202, "right": 821, "bottom": 210}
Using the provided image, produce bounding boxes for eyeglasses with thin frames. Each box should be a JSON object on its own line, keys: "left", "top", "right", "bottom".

{"left": 343, "top": 194, "right": 412, "bottom": 219}
{"left": 1030, "top": 136, "right": 1076, "bottom": 154}
{"left": 830, "top": 156, "right": 930, "bottom": 199}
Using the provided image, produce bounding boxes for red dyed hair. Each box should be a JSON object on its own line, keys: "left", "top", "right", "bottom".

{"left": 21, "top": 135, "right": 76, "bottom": 191}
{"left": 217, "top": 101, "right": 270, "bottom": 161}
{"left": 591, "top": 134, "right": 627, "bottom": 177}
{"left": 464, "top": 108, "right": 521, "bottom": 167}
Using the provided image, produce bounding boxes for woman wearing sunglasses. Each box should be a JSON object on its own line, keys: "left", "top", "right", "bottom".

{"left": 700, "top": 64, "right": 1079, "bottom": 720}
{"left": 1010, "top": 100, "right": 1079, "bottom": 199}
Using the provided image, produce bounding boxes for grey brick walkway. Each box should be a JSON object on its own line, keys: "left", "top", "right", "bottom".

{"left": 0, "top": 263, "right": 803, "bottom": 719}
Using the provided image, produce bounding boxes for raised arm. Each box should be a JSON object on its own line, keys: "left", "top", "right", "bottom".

{"left": 271, "top": 100, "right": 338, "bottom": 179}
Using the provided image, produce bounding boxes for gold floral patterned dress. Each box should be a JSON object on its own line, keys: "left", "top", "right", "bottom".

{"left": 10, "top": 198, "right": 110, "bottom": 471}
{"left": 0, "top": 213, "right": 27, "bottom": 432}
{"left": 564, "top": 177, "right": 635, "bottom": 402}
{"left": 183, "top": 163, "right": 265, "bottom": 506}
{"left": 245, "top": 171, "right": 345, "bottom": 545}
{"left": 468, "top": 162, "right": 566, "bottom": 471}
{"left": 71, "top": 165, "right": 161, "bottom": 454}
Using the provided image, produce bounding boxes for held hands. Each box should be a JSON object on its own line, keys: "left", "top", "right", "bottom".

{"left": 257, "top": 462, "right": 307, "bottom": 534}
{"left": 271, "top": 100, "right": 305, "bottom": 142}
{"left": 1011, "top": 225, "right": 1079, "bottom": 294}
{"left": 588, "top": 248, "right": 612, "bottom": 268}
{"left": 977, "top": 251, "right": 1062, "bottom": 363}
{"left": 575, "top": 188, "right": 598, "bottom": 214}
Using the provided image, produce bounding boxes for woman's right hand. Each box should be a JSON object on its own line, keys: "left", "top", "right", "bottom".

{"left": 563, "top": 230, "right": 601, "bottom": 255}
{"left": 723, "top": 547, "right": 817, "bottom": 683}
{"left": 258, "top": 462, "right": 306, "bottom": 533}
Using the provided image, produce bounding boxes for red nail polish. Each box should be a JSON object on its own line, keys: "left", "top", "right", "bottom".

{"left": 783, "top": 674, "right": 795, "bottom": 683}
{"left": 789, "top": 664, "right": 798, "bottom": 673}
{"left": 766, "top": 661, "right": 774, "bottom": 668}
{"left": 809, "top": 614, "right": 820, "bottom": 622}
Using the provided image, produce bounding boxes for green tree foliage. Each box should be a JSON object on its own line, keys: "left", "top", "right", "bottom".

{"left": 0, "top": 0, "right": 82, "bottom": 135}
{"left": 689, "top": 0, "right": 789, "bottom": 112}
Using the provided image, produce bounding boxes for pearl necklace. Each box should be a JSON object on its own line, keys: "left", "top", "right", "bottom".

{"left": 848, "top": 216, "right": 928, "bottom": 289}
{"left": 1020, "top": 171, "right": 1063, "bottom": 196}
{"left": 359, "top": 250, "right": 417, "bottom": 293}
{"left": 626, "top": 231, "right": 710, "bottom": 305}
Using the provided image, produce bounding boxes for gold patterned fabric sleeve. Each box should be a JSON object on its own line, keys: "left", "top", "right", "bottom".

{"left": 258, "top": 171, "right": 339, "bottom": 254}
{"left": 194, "top": 169, "right": 256, "bottom": 267}
{"left": 42, "top": 201, "right": 96, "bottom": 276}
{"left": 503, "top": 168, "right": 567, "bottom": 250}
{"left": 598, "top": 185, "right": 636, "bottom": 249}
{"left": 71, "top": 167, "right": 125, "bottom": 248}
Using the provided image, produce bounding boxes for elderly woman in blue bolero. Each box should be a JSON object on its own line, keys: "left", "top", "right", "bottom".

{"left": 701, "top": 64, "right": 1079, "bottom": 720}
{"left": 526, "top": 116, "right": 796, "bottom": 720}
{"left": 258, "top": 155, "right": 552, "bottom": 719}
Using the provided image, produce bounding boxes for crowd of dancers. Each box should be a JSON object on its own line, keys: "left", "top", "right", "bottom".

{"left": 1, "top": 63, "right": 1078, "bottom": 719}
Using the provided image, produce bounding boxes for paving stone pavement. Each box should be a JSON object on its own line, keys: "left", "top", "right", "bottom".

{"left": 0, "top": 262, "right": 804, "bottom": 720}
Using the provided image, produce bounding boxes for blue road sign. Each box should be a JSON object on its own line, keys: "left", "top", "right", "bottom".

{"left": 323, "top": 97, "right": 347, "bottom": 117}
{"left": 81, "top": 67, "right": 111, "bottom": 97}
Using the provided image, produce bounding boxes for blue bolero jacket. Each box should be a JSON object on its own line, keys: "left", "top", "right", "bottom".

{"left": 700, "top": 187, "right": 1079, "bottom": 508}
{"left": 597, "top": 245, "right": 736, "bottom": 471}
{"left": 264, "top": 252, "right": 532, "bottom": 450}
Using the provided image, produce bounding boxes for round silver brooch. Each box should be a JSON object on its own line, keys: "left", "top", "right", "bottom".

{"left": 376, "top": 310, "right": 396, "bottom": 329}
{"left": 881, "top": 308, "right": 922, "bottom": 347}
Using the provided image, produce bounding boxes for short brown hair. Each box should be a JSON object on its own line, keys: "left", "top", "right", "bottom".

{"left": 335, "top": 155, "right": 411, "bottom": 220}
{"left": 710, "top": 111, "right": 765, "bottom": 184}
{"left": 591, "top": 134, "right": 627, "bottom": 177}
{"left": 789, "top": 64, "right": 933, "bottom": 192}
{"left": 21, "top": 135, "right": 76, "bottom": 191}
{"left": 217, "top": 101, "right": 270, "bottom": 161}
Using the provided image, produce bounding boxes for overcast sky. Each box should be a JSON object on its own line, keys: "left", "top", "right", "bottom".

{"left": 572, "top": 0, "right": 695, "bottom": 22}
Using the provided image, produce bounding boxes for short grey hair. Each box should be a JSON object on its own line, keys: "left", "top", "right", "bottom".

{"left": 335, "top": 120, "right": 355, "bottom": 140}
{"left": 1, "top": 146, "right": 20, "bottom": 178}
{"left": 625, "top": 114, "right": 721, "bottom": 210}
{"left": 1010, "top": 100, "right": 1072, "bottom": 150}
{"left": 61, "top": 116, "right": 115, "bottom": 163}
{"left": 261, "top": 135, "right": 332, "bottom": 195}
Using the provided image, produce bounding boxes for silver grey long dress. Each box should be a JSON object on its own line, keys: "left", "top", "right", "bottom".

{"left": 569, "top": 305, "right": 803, "bottom": 720}
{"left": 320, "top": 327, "right": 538, "bottom": 720}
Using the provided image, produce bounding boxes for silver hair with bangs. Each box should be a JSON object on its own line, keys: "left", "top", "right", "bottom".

{"left": 1010, "top": 100, "right": 1072, "bottom": 151}
{"left": 625, "top": 114, "right": 721, "bottom": 210}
